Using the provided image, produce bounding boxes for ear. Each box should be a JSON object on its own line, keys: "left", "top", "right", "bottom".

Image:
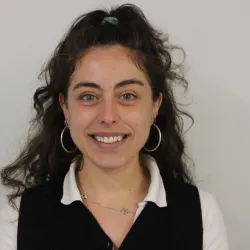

{"left": 152, "top": 92, "right": 163, "bottom": 123}
{"left": 59, "top": 93, "right": 69, "bottom": 122}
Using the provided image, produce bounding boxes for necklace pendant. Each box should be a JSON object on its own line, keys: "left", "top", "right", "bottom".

{"left": 120, "top": 208, "right": 129, "bottom": 214}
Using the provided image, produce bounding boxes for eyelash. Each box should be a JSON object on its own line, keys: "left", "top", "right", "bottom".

{"left": 80, "top": 94, "right": 97, "bottom": 102}
{"left": 120, "top": 93, "right": 137, "bottom": 101}
{"left": 79, "top": 93, "right": 137, "bottom": 103}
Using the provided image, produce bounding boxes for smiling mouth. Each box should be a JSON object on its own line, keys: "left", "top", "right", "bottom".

{"left": 90, "top": 134, "right": 129, "bottom": 144}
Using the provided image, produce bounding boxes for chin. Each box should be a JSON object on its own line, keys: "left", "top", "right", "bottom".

{"left": 91, "top": 154, "right": 129, "bottom": 170}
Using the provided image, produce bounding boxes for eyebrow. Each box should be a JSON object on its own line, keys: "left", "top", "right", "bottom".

{"left": 72, "top": 78, "right": 145, "bottom": 91}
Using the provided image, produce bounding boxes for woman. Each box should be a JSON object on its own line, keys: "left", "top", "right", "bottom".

{"left": 0, "top": 4, "right": 229, "bottom": 250}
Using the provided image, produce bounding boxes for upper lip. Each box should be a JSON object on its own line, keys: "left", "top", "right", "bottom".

{"left": 89, "top": 132, "right": 129, "bottom": 137}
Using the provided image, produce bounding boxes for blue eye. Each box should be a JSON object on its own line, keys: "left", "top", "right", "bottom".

{"left": 80, "top": 94, "right": 97, "bottom": 102}
{"left": 121, "top": 93, "right": 137, "bottom": 101}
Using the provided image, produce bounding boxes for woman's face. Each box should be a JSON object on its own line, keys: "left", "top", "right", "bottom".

{"left": 60, "top": 45, "right": 162, "bottom": 169}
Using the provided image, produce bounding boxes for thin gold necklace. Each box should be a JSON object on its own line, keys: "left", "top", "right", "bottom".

{"left": 75, "top": 177, "right": 137, "bottom": 215}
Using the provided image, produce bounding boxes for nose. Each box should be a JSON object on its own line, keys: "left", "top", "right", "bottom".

{"left": 97, "top": 98, "right": 120, "bottom": 124}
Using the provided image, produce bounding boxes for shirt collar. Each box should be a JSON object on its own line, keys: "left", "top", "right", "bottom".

{"left": 61, "top": 155, "right": 167, "bottom": 207}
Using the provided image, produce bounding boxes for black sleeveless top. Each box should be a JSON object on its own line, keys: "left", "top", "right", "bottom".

{"left": 17, "top": 167, "right": 203, "bottom": 250}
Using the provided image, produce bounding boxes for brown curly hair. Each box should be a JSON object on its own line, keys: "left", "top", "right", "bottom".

{"left": 1, "top": 3, "right": 194, "bottom": 208}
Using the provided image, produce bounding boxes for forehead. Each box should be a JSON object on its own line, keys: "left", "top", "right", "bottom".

{"left": 70, "top": 45, "right": 149, "bottom": 87}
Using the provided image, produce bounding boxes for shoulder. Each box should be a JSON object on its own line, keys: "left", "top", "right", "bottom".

{"left": 169, "top": 181, "right": 229, "bottom": 250}
{"left": 198, "top": 188, "right": 220, "bottom": 214}
{"left": 20, "top": 179, "right": 63, "bottom": 206}
{"left": 0, "top": 182, "right": 62, "bottom": 250}
{"left": 0, "top": 197, "right": 20, "bottom": 250}
{"left": 197, "top": 188, "right": 229, "bottom": 250}
{"left": 197, "top": 188, "right": 226, "bottom": 227}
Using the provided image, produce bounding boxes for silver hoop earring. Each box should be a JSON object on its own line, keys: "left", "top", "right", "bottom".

{"left": 60, "top": 120, "right": 77, "bottom": 153}
{"left": 143, "top": 123, "right": 162, "bottom": 152}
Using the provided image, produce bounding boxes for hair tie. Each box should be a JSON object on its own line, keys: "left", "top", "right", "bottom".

{"left": 101, "top": 16, "right": 119, "bottom": 26}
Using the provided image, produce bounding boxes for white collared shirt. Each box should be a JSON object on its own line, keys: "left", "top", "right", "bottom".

{"left": 0, "top": 156, "right": 229, "bottom": 250}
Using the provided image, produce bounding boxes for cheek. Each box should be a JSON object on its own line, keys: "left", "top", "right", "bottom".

{"left": 68, "top": 105, "right": 95, "bottom": 130}
{"left": 67, "top": 108, "right": 96, "bottom": 149}
{"left": 128, "top": 111, "right": 152, "bottom": 149}
{"left": 125, "top": 110, "right": 152, "bottom": 133}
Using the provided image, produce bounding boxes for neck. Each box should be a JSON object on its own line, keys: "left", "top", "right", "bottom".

{"left": 76, "top": 155, "right": 150, "bottom": 206}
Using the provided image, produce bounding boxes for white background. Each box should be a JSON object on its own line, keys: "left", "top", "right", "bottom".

{"left": 0, "top": 0, "right": 249, "bottom": 249}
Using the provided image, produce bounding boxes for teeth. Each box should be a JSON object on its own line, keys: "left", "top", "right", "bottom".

{"left": 94, "top": 135, "right": 125, "bottom": 144}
